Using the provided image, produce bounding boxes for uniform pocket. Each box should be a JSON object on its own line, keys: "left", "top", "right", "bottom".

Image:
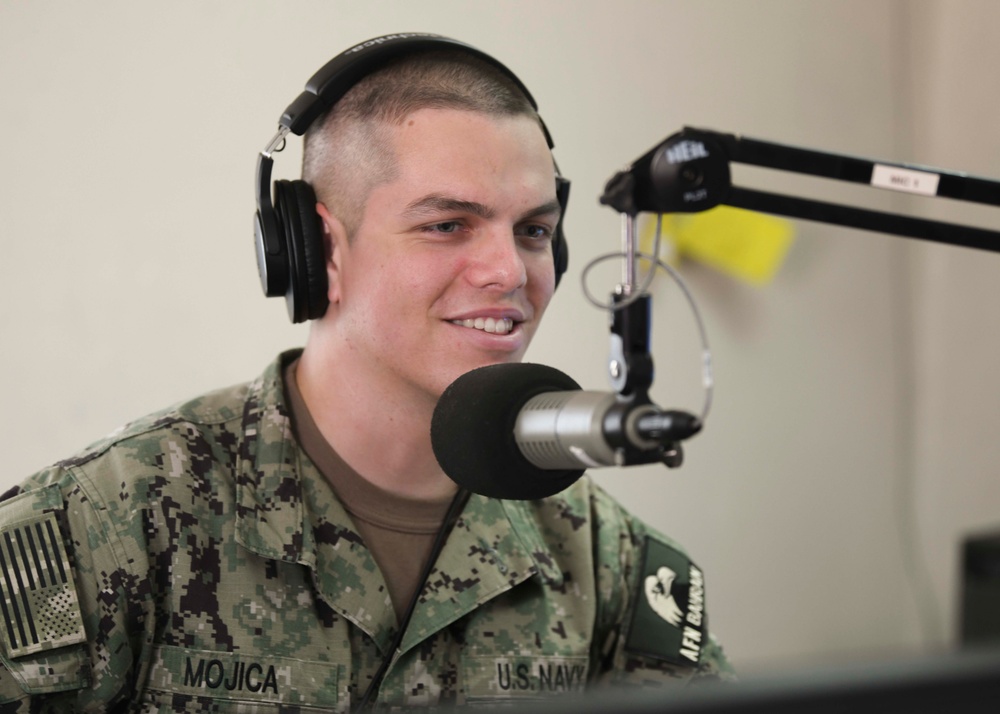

{"left": 0, "top": 641, "right": 89, "bottom": 696}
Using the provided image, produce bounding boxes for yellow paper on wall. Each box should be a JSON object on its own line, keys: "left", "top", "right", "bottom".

{"left": 642, "top": 206, "right": 795, "bottom": 285}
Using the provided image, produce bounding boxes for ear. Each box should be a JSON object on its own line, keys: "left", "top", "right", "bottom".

{"left": 315, "top": 202, "right": 348, "bottom": 306}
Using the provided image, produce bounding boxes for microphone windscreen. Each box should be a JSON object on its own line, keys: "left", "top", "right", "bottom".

{"left": 431, "top": 363, "right": 586, "bottom": 500}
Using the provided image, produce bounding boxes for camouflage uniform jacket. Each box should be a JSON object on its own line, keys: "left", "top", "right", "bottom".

{"left": 0, "top": 351, "right": 731, "bottom": 712}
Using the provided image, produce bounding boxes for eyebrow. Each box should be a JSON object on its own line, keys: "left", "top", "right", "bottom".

{"left": 404, "top": 195, "right": 496, "bottom": 220}
{"left": 519, "top": 199, "right": 562, "bottom": 224}
{"left": 403, "top": 194, "right": 562, "bottom": 223}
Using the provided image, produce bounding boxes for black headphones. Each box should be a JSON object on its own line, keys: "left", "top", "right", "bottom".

{"left": 254, "top": 33, "right": 571, "bottom": 324}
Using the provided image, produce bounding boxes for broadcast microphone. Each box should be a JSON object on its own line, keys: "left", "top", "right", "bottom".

{"left": 431, "top": 363, "right": 701, "bottom": 500}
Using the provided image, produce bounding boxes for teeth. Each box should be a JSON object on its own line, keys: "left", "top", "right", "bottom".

{"left": 452, "top": 317, "right": 514, "bottom": 334}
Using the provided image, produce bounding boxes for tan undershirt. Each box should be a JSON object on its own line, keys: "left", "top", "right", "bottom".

{"left": 283, "top": 360, "right": 452, "bottom": 623}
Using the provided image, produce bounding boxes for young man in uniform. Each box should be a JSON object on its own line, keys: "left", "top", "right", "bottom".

{"left": 0, "top": 34, "right": 732, "bottom": 711}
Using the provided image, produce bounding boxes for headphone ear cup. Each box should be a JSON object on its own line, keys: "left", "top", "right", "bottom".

{"left": 553, "top": 175, "right": 570, "bottom": 288}
{"left": 553, "top": 230, "right": 569, "bottom": 287}
{"left": 274, "top": 180, "right": 330, "bottom": 323}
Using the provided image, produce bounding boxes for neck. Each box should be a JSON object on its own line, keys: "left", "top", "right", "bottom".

{"left": 295, "top": 333, "right": 459, "bottom": 501}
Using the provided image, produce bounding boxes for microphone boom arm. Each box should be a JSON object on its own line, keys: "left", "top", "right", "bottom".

{"left": 600, "top": 126, "right": 1000, "bottom": 253}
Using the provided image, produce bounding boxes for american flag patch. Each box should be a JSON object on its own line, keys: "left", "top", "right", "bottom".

{"left": 0, "top": 513, "right": 86, "bottom": 658}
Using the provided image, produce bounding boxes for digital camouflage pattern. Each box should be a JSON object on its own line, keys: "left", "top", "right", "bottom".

{"left": 0, "top": 351, "right": 732, "bottom": 712}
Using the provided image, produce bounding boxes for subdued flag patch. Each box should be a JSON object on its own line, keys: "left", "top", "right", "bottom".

{"left": 0, "top": 513, "right": 86, "bottom": 658}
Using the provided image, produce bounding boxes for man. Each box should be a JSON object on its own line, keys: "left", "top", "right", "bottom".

{"left": 0, "top": 34, "right": 731, "bottom": 711}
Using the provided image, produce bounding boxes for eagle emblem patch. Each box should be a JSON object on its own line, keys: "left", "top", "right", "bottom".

{"left": 625, "top": 536, "right": 706, "bottom": 665}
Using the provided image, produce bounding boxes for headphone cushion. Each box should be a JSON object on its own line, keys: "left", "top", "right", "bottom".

{"left": 553, "top": 175, "right": 570, "bottom": 287}
{"left": 290, "top": 181, "right": 329, "bottom": 321}
{"left": 276, "top": 180, "right": 329, "bottom": 322}
{"left": 553, "top": 231, "right": 568, "bottom": 287}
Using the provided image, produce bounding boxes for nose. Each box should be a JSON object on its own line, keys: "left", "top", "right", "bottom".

{"left": 466, "top": 229, "right": 527, "bottom": 292}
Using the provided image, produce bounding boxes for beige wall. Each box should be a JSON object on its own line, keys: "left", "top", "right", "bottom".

{"left": 905, "top": 0, "right": 1000, "bottom": 656}
{"left": 2, "top": 0, "right": 999, "bottom": 674}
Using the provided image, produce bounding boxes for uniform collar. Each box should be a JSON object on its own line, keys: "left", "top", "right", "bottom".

{"left": 232, "top": 351, "right": 565, "bottom": 649}
{"left": 398, "top": 493, "right": 565, "bottom": 653}
{"left": 234, "top": 349, "right": 308, "bottom": 562}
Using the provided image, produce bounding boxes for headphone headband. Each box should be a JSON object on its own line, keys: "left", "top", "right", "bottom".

{"left": 281, "top": 34, "right": 545, "bottom": 141}
{"left": 254, "top": 33, "right": 569, "bottom": 323}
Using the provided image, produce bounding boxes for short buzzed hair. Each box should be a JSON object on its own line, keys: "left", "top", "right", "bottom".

{"left": 302, "top": 50, "right": 543, "bottom": 239}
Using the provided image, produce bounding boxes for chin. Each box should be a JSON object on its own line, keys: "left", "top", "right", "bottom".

{"left": 436, "top": 355, "right": 520, "bottom": 392}
{"left": 470, "top": 353, "right": 525, "bottom": 371}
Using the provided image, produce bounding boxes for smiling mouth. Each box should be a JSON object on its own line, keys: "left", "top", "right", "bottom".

{"left": 450, "top": 317, "right": 515, "bottom": 335}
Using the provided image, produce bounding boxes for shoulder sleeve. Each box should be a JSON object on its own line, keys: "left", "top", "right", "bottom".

{"left": 0, "top": 469, "right": 149, "bottom": 711}
{"left": 588, "top": 482, "right": 735, "bottom": 687}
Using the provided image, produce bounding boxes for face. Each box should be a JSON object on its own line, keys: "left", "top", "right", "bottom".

{"left": 319, "top": 108, "right": 560, "bottom": 409}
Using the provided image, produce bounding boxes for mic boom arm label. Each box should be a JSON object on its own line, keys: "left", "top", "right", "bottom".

{"left": 870, "top": 164, "right": 941, "bottom": 196}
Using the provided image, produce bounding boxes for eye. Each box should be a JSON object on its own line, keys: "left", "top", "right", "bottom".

{"left": 517, "top": 223, "right": 554, "bottom": 244}
{"left": 422, "top": 220, "right": 466, "bottom": 236}
{"left": 414, "top": 219, "right": 470, "bottom": 242}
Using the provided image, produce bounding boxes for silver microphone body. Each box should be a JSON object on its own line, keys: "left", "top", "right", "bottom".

{"left": 514, "top": 391, "right": 618, "bottom": 470}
